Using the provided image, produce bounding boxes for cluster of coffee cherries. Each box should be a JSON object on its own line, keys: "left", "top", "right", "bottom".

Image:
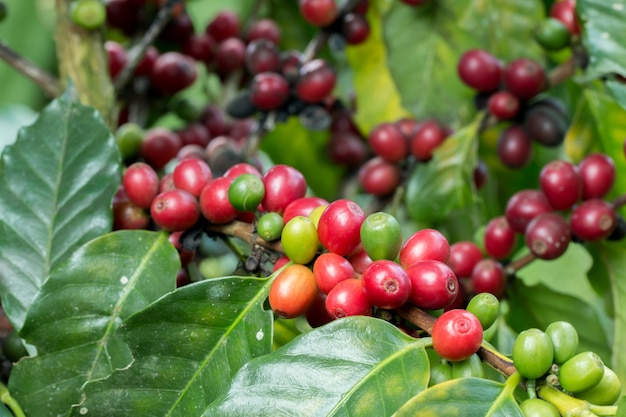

{"left": 533, "top": 0, "right": 580, "bottom": 52}
{"left": 458, "top": 49, "right": 570, "bottom": 169}
{"left": 514, "top": 322, "right": 622, "bottom": 414}
{"left": 298, "top": 0, "right": 371, "bottom": 46}
{"left": 482, "top": 152, "right": 623, "bottom": 265}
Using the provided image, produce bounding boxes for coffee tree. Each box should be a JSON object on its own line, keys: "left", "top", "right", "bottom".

{"left": 0, "top": 0, "right": 625, "bottom": 415}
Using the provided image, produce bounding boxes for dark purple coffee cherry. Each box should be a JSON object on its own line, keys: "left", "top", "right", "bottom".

{"left": 525, "top": 212, "right": 570, "bottom": 260}
{"left": 497, "top": 125, "right": 532, "bottom": 169}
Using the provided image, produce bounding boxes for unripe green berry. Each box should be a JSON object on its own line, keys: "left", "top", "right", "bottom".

{"left": 360, "top": 212, "right": 402, "bottom": 261}
{"left": 512, "top": 328, "right": 554, "bottom": 380}
{"left": 534, "top": 18, "right": 571, "bottom": 51}
{"left": 281, "top": 216, "right": 319, "bottom": 265}
{"left": 70, "top": 0, "right": 106, "bottom": 30}
{"left": 466, "top": 292, "right": 499, "bottom": 329}
{"left": 576, "top": 366, "right": 622, "bottom": 406}
{"left": 228, "top": 174, "right": 265, "bottom": 212}
{"left": 257, "top": 212, "right": 284, "bottom": 242}
{"left": 451, "top": 353, "right": 484, "bottom": 379}
{"left": 428, "top": 361, "right": 452, "bottom": 386}
{"left": 520, "top": 398, "right": 560, "bottom": 417}
{"left": 545, "top": 321, "right": 578, "bottom": 365}
{"left": 559, "top": 351, "right": 605, "bottom": 394}
{"left": 115, "top": 123, "right": 144, "bottom": 159}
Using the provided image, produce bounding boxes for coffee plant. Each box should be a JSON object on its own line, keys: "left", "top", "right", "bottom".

{"left": 1, "top": 0, "right": 626, "bottom": 416}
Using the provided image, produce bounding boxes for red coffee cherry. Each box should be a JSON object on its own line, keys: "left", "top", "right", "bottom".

{"left": 325, "top": 278, "right": 372, "bottom": 319}
{"left": 406, "top": 260, "right": 458, "bottom": 310}
{"left": 298, "top": 0, "right": 338, "bottom": 27}
{"left": 448, "top": 241, "right": 483, "bottom": 278}
{"left": 570, "top": 199, "right": 617, "bottom": 241}
{"left": 177, "top": 123, "right": 211, "bottom": 148}
{"left": 313, "top": 252, "right": 355, "bottom": 294}
{"left": 269, "top": 264, "right": 318, "bottom": 319}
{"left": 181, "top": 33, "right": 215, "bottom": 65}
{"left": 497, "top": 125, "right": 533, "bottom": 169}
{"left": 140, "top": 128, "right": 183, "bottom": 170}
{"left": 503, "top": 58, "right": 546, "bottom": 101}
{"left": 369, "top": 122, "right": 408, "bottom": 163}
{"left": 262, "top": 165, "right": 307, "bottom": 214}
{"left": 245, "top": 39, "right": 281, "bottom": 75}
{"left": 484, "top": 216, "right": 517, "bottom": 259}
{"left": 283, "top": 196, "right": 329, "bottom": 224}
{"left": 327, "top": 131, "right": 368, "bottom": 168}
{"left": 471, "top": 259, "right": 506, "bottom": 299}
{"left": 169, "top": 231, "right": 196, "bottom": 267}
{"left": 134, "top": 45, "right": 159, "bottom": 76}
{"left": 399, "top": 229, "right": 450, "bottom": 268}
{"left": 361, "top": 260, "right": 412, "bottom": 309}
{"left": 317, "top": 199, "right": 366, "bottom": 256}
{"left": 505, "top": 189, "right": 552, "bottom": 233}
{"left": 150, "top": 52, "right": 198, "bottom": 95}
{"left": 104, "top": 41, "right": 128, "bottom": 80}
{"left": 113, "top": 200, "right": 150, "bottom": 230}
{"left": 215, "top": 37, "right": 246, "bottom": 73}
{"left": 410, "top": 120, "right": 448, "bottom": 162}
{"left": 296, "top": 59, "right": 337, "bottom": 103}
{"left": 550, "top": 0, "right": 580, "bottom": 36}
{"left": 250, "top": 72, "right": 290, "bottom": 110}
{"left": 487, "top": 90, "right": 521, "bottom": 120}
{"left": 341, "top": 13, "right": 370, "bottom": 45}
{"left": 173, "top": 158, "right": 213, "bottom": 197}
{"left": 578, "top": 153, "right": 616, "bottom": 200}
{"left": 357, "top": 157, "right": 402, "bottom": 197}
{"left": 457, "top": 49, "right": 502, "bottom": 93}
{"left": 246, "top": 18, "right": 281, "bottom": 44}
{"left": 539, "top": 160, "right": 582, "bottom": 210}
{"left": 151, "top": 189, "right": 200, "bottom": 232}
{"left": 199, "top": 177, "right": 239, "bottom": 224}
{"left": 432, "top": 309, "right": 483, "bottom": 362}
{"left": 206, "top": 10, "right": 240, "bottom": 42}
{"left": 123, "top": 162, "right": 159, "bottom": 209}
{"left": 525, "top": 212, "right": 571, "bottom": 260}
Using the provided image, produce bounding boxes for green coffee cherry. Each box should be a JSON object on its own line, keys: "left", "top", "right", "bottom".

{"left": 70, "top": 0, "right": 106, "bottom": 30}
{"left": 451, "top": 353, "right": 484, "bottom": 379}
{"left": 545, "top": 321, "right": 578, "bottom": 364}
{"left": 534, "top": 18, "right": 571, "bottom": 51}
{"left": 359, "top": 212, "right": 402, "bottom": 261}
{"left": 115, "top": 123, "right": 144, "bottom": 159}
{"left": 466, "top": 292, "right": 499, "bottom": 329}
{"left": 2, "top": 331, "right": 28, "bottom": 362}
{"left": 228, "top": 174, "right": 265, "bottom": 212}
{"left": 520, "top": 398, "right": 560, "bottom": 417}
{"left": 559, "top": 351, "right": 605, "bottom": 394}
{"left": 576, "top": 366, "right": 622, "bottom": 406}
{"left": 512, "top": 328, "right": 554, "bottom": 380}
{"left": 281, "top": 216, "right": 318, "bottom": 265}
{"left": 257, "top": 212, "right": 284, "bottom": 242}
{"left": 429, "top": 361, "right": 452, "bottom": 387}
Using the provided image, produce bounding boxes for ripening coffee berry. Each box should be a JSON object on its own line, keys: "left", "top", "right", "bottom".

{"left": 539, "top": 160, "right": 582, "bottom": 210}
{"left": 298, "top": 0, "right": 338, "bottom": 27}
{"left": 550, "top": 0, "right": 580, "bottom": 36}
{"left": 115, "top": 122, "right": 144, "bottom": 159}
{"left": 341, "top": 13, "right": 370, "bottom": 45}
{"left": 399, "top": 229, "right": 450, "bottom": 268}
{"left": 505, "top": 189, "right": 552, "bottom": 233}
{"left": 281, "top": 216, "right": 319, "bottom": 265}
{"left": 471, "top": 259, "right": 506, "bottom": 299}
{"left": 173, "top": 158, "right": 213, "bottom": 197}
{"left": 448, "top": 241, "right": 483, "bottom": 278}
{"left": 484, "top": 216, "right": 516, "bottom": 259}
{"left": 245, "top": 39, "right": 281, "bottom": 74}
{"left": 358, "top": 157, "right": 402, "bottom": 196}
{"left": 525, "top": 212, "right": 570, "bottom": 260}
{"left": 578, "top": 153, "right": 616, "bottom": 200}
{"left": 361, "top": 260, "right": 412, "bottom": 309}
{"left": 215, "top": 38, "right": 246, "bottom": 73}
{"left": 283, "top": 197, "right": 329, "bottom": 224}
{"left": 296, "top": 59, "right": 337, "bottom": 103}
{"left": 325, "top": 278, "right": 372, "bottom": 318}
{"left": 151, "top": 189, "right": 200, "bottom": 231}
{"left": 104, "top": 41, "right": 127, "bottom": 80}
{"left": 206, "top": 11, "right": 240, "bottom": 42}
{"left": 317, "top": 199, "right": 366, "bottom": 256}
{"left": 406, "top": 260, "right": 458, "bottom": 310}
{"left": 523, "top": 106, "right": 567, "bottom": 147}
{"left": 432, "top": 309, "right": 483, "bottom": 362}
{"left": 140, "top": 128, "right": 182, "bottom": 170}
{"left": 487, "top": 90, "right": 520, "bottom": 120}
{"left": 570, "top": 199, "right": 617, "bottom": 241}
{"left": 457, "top": 49, "right": 502, "bottom": 93}
{"left": 497, "top": 125, "right": 533, "bottom": 169}
{"left": 250, "top": 72, "right": 290, "bottom": 110}
{"left": 410, "top": 120, "right": 448, "bottom": 162}
{"left": 360, "top": 212, "right": 403, "bottom": 261}
{"left": 123, "top": 162, "right": 159, "bottom": 209}
{"left": 199, "top": 177, "right": 239, "bottom": 224}
{"left": 369, "top": 122, "right": 408, "bottom": 163}
{"left": 246, "top": 18, "right": 281, "bottom": 44}
{"left": 269, "top": 264, "right": 318, "bottom": 319}
{"left": 150, "top": 52, "right": 198, "bottom": 95}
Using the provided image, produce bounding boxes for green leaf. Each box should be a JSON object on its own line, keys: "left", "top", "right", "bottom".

{"left": 0, "top": 105, "right": 37, "bottom": 150}
{"left": 563, "top": 89, "right": 626, "bottom": 210}
{"left": 261, "top": 117, "right": 345, "bottom": 200}
{"left": 384, "top": 0, "right": 544, "bottom": 125}
{"left": 405, "top": 115, "right": 480, "bottom": 223}
{"left": 0, "top": 404, "right": 12, "bottom": 417}
{"left": 9, "top": 230, "right": 179, "bottom": 417}
{"left": 346, "top": 5, "right": 411, "bottom": 134}
{"left": 591, "top": 241, "right": 626, "bottom": 396}
{"left": 70, "top": 275, "right": 274, "bottom": 416}
{"left": 616, "top": 396, "right": 626, "bottom": 417}
{"left": 394, "top": 374, "right": 524, "bottom": 417}
{"left": 578, "top": 0, "right": 626, "bottom": 78}
{"left": 606, "top": 79, "right": 626, "bottom": 112}
{"left": 506, "top": 279, "right": 612, "bottom": 364}
{"left": 0, "top": 87, "right": 122, "bottom": 330}
{"left": 204, "top": 317, "right": 430, "bottom": 417}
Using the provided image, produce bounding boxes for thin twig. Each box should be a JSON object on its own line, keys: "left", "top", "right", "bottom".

{"left": 0, "top": 42, "right": 61, "bottom": 97}
{"left": 205, "top": 220, "right": 284, "bottom": 254}
{"left": 610, "top": 193, "right": 626, "bottom": 210}
{"left": 114, "top": 0, "right": 181, "bottom": 93}
{"left": 504, "top": 252, "right": 536, "bottom": 276}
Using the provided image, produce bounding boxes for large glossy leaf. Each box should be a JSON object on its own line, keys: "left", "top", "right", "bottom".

{"left": 578, "top": 0, "right": 626, "bottom": 78}
{"left": 70, "top": 275, "right": 274, "bottom": 416}
{"left": 564, "top": 90, "right": 626, "bottom": 197}
{"left": 261, "top": 117, "right": 345, "bottom": 200}
{"left": 590, "top": 241, "right": 626, "bottom": 395}
{"left": 346, "top": 4, "right": 411, "bottom": 134}
{"left": 0, "top": 105, "right": 37, "bottom": 150}
{"left": 405, "top": 115, "right": 480, "bottom": 223}
{"left": 384, "top": 0, "right": 543, "bottom": 125}
{"left": 9, "top": 231, "right": 179, "bottom": 417}
{"left": 394, "top": 374, "right": 523, "bottom": 417}
{"left": 204, "top": 317, "right": 430, "bottom": 417}
{"left": 0, "top": 87, "right": 122, "bottom": 330}
{"left": 506, "top": 279, "right": 612, "bottom": 363}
